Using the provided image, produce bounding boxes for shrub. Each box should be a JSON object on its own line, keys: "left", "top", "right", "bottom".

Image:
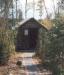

{"left": 0, "top": 29, "right": 16, "bottom": 65}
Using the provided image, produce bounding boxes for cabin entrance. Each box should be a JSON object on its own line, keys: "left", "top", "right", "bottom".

{"left": 16, "top": 18, "right": 47, "bottom": 52}
{"left": 19, "top": 28, "right": 38, "bottom": 51}
{"left": 29, "top": 28, "right": 38, "bottom": 50}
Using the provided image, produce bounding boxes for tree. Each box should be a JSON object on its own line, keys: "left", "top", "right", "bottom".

{"left": 18, "top": 9, "right": 23, "bottom": 21}
{"left": 37, "top": 0, "right": 43, "bottom": 19}
{"left": 56, "top": 0, "right": 64, "bottom": 16}
{"left": 60, "top": 0, "right": 64, "bottom": 10}
{"left": 37, "top": 0, "right": 50, "bottom": 19}
{"left": 43, "top": 0, "right": 49, "bottom": 19}
{"left": 0, "top": 0, "right": 13, "bottom": 17}
{"left": 52, "top": 0, "right": 56, "bottom": 17}
{"left": 0, "top": 0, "right": 13, "bottom": 28}
{"left": 0, "top": 29, "right": 16, "bottom": 65}
{"left": 44, "top": 18, "right": 64, "bottom": 75}
{"left": 0, "top": 0, "right": 16, "bottom": 65}
{"left": 25, "top": 0, "right": 27, "bottom": 18}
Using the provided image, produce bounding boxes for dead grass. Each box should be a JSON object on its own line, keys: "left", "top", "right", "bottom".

{"left": 0, "top": 52, "right": 24, "bottom": 75}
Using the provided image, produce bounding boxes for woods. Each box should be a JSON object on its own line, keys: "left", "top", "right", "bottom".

{"left": 0, "top": 0, "right": 64, "bottom": 75}
{"left": 37, "top": 16, "right": 64, "bottom": 75}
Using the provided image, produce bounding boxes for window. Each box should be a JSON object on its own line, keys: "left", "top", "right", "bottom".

{"left": 24, "top": 29, "right": 28, "bottom": 36}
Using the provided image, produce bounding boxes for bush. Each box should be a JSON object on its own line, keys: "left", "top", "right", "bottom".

{"left": 43, "top": 61, "right": 60, "bottom": 75}
{"left": 0, "top": 29, "right": 16, "bottom": 65}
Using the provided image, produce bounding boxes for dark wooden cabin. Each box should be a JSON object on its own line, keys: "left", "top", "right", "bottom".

{"left": 16, "top": 18, "right": 47, "bottom": 52}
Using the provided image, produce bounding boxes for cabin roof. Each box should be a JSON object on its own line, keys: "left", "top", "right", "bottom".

{"left": 12, "top": 18, "right": 48, "bottom": 30}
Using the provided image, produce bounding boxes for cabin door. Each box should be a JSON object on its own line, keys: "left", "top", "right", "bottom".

{"left": 23, "top": 28, "right": 38, "bottom": 50}
{"left": 29, "top": 28, "right": 38, "bottom": 50}
{"left": 16, "top": 28, "right": 38, "bottom": 51}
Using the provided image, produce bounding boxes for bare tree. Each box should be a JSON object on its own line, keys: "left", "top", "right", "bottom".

{"left": 0, "top": 0, "right": 12, "bottom": 17}
{"left": 33, "top": 0, "right": 35, "bottom": 18}
{"left": 37, "top": 0, "right": 43, "bottom": 19}
{"left": 53, "top": 0, "right": 64, "bottom": 17}
{"left": 0, "top": 0, "right": 13, "bottom": 28}
{"left": 52, "top": 0, "right": 56, "bottom": 16}
{"left": 37, "top": 0, "right": 49, "bottom": 19}
{"left": 43, "top": 0, "right": 49, "bottom": 19}
{"left": 15, "top": 0, "right": 18, "bottom": 19}
{"left": 25, "top": 0, "right": 27, "bottom": 19}
{"left": 18, "top": 9, "right": 23, "bottom": 21}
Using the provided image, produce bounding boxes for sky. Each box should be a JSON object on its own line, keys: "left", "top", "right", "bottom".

{"left": 16, "top": 0, "right": 58, "bottom": 19}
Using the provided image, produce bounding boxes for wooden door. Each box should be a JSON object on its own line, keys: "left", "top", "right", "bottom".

{"left": 29, "top": 28, "right": 38, "bottom": 50}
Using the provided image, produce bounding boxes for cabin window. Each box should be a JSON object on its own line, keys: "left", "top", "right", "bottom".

{"left": 24, "top": 29, "right": 28, "bottom": 36}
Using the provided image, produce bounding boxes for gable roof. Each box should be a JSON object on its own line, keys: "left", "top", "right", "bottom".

{"left": 12, "top": 18, "right": 48, "bottom": 30}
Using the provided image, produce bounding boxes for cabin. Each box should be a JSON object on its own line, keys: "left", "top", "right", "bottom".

{"left": 16, "top": 18, "right": 47, "bottom": 52}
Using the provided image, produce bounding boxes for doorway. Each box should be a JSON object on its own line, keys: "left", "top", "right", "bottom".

{"left": 22, "top": 28, "right": 38, "bottom": 51}
{"left": 16, "top": 28, "right": 39, "bottom": 52}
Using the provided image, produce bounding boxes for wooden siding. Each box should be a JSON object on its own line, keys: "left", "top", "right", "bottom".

{"left": 15, "top": 18, "right": 47, "bottom": 52}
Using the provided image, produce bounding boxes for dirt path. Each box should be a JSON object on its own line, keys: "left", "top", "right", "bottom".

{"left": 0, "top": 52, "right": 52, "bottom": 75}
{"left": 21, "top": 54, "right": 52, "bottom": 75}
